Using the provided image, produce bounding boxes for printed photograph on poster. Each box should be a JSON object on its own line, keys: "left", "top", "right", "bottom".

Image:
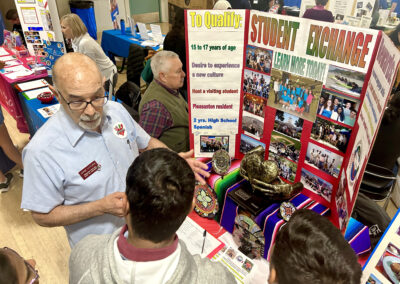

{"left": 37, "top": 0, "right": 45, "bottom": 7}
{"left": 21, "top": 7, "right": 39, "bottom": 25}
{"left": 40, "top": 10, "right": 54, "bottom": 31}
{"left": 375, "top": 242, "right": 400, "bottom": 284}
{"left": 305, "top": 142, "right": 344, "bottom": 178}
{"left": 335, "top": 179, "right": 348, "bottom": 231}
{"left": 366, "top": 274, "right": 383, "bottom": 284}
{"left": 270, "top": 131, "right": 301, "bottom": 162}
{"left": 242, "top": 112, "right": 264, "bottom": 139}
{"left": 200, "top": 135, "right": 229, "bottom": 153}
{"left": 243, "top": 93, "right": 265, "bottom": 118}
{"left": 33, "top": 45, "right": 45, "bottom": 56}
{"left": 318, "top": 89, "right": 359, "bottom": 127}
{"left": 268, "top": 152, "right": 297, "bottom": 182}
{"left": 273, "top": 110, "right": 304, "bottom": 140}
{"left": 325, "top": 65, "right": 365, "bottom": 98}
{"left": 24, "top": 31, "right": 41, "bottom": 44}
{"left": 311, "top": 117, "right": 352, "bottom": 153}
{"left": 346, "top": 134, "right": 368, "bottom": 193}
{"left": 300, "top": 168, "right": 333, "bottom": 202}
{"left": 243, "top": 69, "right": 270, "bottom": 99}
{"left": 245, "top": 45, "right": 272, "bottom": 74}
{"left": 240, "top": 134, "right": 265, "bottom": 154}
{"left": 268, "top": 69, "right": 322, "bottom": 122}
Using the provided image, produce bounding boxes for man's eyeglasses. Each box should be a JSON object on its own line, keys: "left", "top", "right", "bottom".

{"left": 2, "top": 247, "right": 39, "bottom": 284}
{"left": 55, "top": 89, "right": 108, "bottom": 111}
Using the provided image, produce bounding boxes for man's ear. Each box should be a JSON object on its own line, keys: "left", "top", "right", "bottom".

{"left": 268, "top": 266, "right": 277, "bottom": 284}
{"left": 159, "top": 72, "right": 167, "bottom": 84}
{"left": 48, "top": 84, "right": 60, "bottom": 100}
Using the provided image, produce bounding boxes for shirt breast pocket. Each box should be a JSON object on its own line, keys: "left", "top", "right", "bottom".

{"left": 128, "top": 138, "right": 139, "bottom": 157}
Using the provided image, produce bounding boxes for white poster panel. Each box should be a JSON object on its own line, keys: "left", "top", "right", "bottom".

{"left": 187, "top": 10, "right": 247, "bottom": 157}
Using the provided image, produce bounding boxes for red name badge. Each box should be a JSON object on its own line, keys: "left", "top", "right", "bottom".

{"left": 79, "top": 161, "right": 101, "bottom": 180}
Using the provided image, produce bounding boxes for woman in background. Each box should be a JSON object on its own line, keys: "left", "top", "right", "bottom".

{"left": 303, "top": 0, "right": 334, "bottom": 22}
{"left": 60, "top": 14, "right": 117, "bottom": 90}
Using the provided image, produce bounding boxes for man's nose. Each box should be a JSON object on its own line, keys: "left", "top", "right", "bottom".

{"left": 84, "top": 102, "right": 96, "bottom": 116}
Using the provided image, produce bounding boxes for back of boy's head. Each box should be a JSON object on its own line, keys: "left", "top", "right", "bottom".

{"left": 125, "top": 148, "right": 195, "bottom": 243}
{"left": 270, "top": 209, "right": 361, "bottom": 284}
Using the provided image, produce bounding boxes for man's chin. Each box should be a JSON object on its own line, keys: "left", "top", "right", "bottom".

{"left": 79, "top": 118, "right": 102, "bottom": 131}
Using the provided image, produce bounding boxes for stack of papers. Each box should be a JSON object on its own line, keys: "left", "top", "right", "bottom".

{"left": 16, "top": 79, "right": 49, "bottom": 92}
{"left": 23, "top": 87, "right": 52, "bottom": 100}
{"left": 4, "top": 69, "right": 33, "bottom": 80}
{"left": 0, "top": 65, "right": 27, "bottom": 74}
{"left": 0, "top": 55, "right": 17, "bottom": 61}
{"left": 0, "top": 47, "right": 9, "bottom": 56}
{"left": 37, "top": 104, "right": 60, "bottom": 118}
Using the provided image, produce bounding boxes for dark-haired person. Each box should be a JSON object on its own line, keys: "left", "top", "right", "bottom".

{"left": 0, "top": 247, "right": 39, "bottom": 284}
{"left": 5, "top": 9, "right": 25, "bottom": 46}
{"left": 343, "top": 108, "right": 357, "bottom": 126}
{"left": 302, "top": 0, "right": 335, "bottom": 22}
{"left": 268, "top": 209, "right": 362, "bottom": 284}
{"left": 69, "top": 148, "right": 235, "bottom": 284}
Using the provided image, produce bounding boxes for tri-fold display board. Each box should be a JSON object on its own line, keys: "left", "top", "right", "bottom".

{"left": 186, "top": 9, "right": 400, "bottom": 231}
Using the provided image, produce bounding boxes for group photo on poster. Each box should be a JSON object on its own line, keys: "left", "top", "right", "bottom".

{"left": 273, "top": 110, "right": 304, "bottom": 140}
{"left": 243, "top": 69, "right": 270, "bottom": 99}
{"left": 268, "top": 152, "right": 297, "bottom": 182}
{"left": 242, "top": 94, "right": 265, "bottom": 139}
{"left": 300, "top": 168, "right": 333, "bottom": 202}
{"left": 245, "top": 45, "right": 272, "bottom": 74}
{"left": 200, "top": 135, "right": 229, "bottom": 153}
{"left": 311, "top": 117, "right": 352, "bottom": 153}
{"left": 318, "top": 89, "right": 360, "bottom": 127}
{"left": 268, "top": 69, "right": 322, "bottom": 122}
{"left": 269, "top": 130, "right": 301, "bottom": 163}
{"left": 305, "top": 142, "right": 344, "bottom": 178}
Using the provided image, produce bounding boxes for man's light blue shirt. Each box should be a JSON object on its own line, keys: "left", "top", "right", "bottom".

{"left": 21, "top": 101, "right": 150, "bottom": 247}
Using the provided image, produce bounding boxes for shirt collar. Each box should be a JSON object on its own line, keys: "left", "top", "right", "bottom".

{"left": 117, "top": 225, "right": 179, "bottom": 262}
{"left": 313, "top": 5, "right": 326, "bottom": 10}
{"left": 154, "top": 79, "right": 180, "bottom": 97}
{"left": 58, "top": 106, "right": 110, "bottom": 147}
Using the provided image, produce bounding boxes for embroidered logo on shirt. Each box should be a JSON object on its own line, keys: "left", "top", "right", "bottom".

{"left": 113, "top": 122, "right": 127, "bottom": 138}
{"left": 79, "top": 161, "right": 101, "bottom": 180}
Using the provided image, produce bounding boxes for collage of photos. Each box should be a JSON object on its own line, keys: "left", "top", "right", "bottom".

{"left": 243, "top": 69, "right": 270, "bottom": 99}
{"left": 269, "top": 130, "right": 301, "bottom": 162}
{"left": 24, "top": 31, "right": 42, "bottom": 44}
{"left": 268, "top": 69, "right": 322, "bottom": 122}
{"left": 375, "top": 242, "right": 400, "bottom": 284}
{"left": 318, "top": 89, "right": 360, "bottom": 127}
{"left": 325, "top": 65, "right": 365, "bottom": 98}
{"left": 300, "top": 168, "right": 333, "bottom": 202}
{"left": 268, "top": 152, "right": 297, "bottom": 182}
{"left": 245, "top": 45, "right": 272, "bottom": 74}
{"left": 273, "top": 110, "right": 304, "bottom": 140}
{"left": 240, "top": 134, "right": 265, "bottom": 154}
{"left": 200, "top": 135, "right": 229, "bottom": 153}
{"left": 242, "top": 94, "right": 265, "bottom": 139}
{"left": 305, "top": 142, "right": 344, "bottom": 178}
{"left": 311, "top": 117, "right": 352, "bottom": 153}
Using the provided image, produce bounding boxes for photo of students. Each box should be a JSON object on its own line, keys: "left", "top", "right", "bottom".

{"left": 242, "top": 93, "right": 265, "bottom": 139}
{"left": 319, "top": 89, "right": 360, "bottom": 127}
{"left": 325, "top": 65, "right": 365, "bottom": 98}
{"left": 243, "top": 69, "right": 270, "bottom": 99}
{"left": 245, "top": 45, "right": 272, "bottom": 74}
{"left": 300, "top": 168, "right": 333, "bottom": 202}
{"left": 200, "top": 136, "right": 229, "bottom": 153}
{"left": 311, "top": 117, "right": 352, "bottom": 153}
{"left": 268, "top": 69, "right": 322, "bottom": 122}
{"left": 305, "top": 142, "right": 344, "bottom": 178}
{"left": 269, "top": 131, "right": 301, "bottom": 162}
{"left": 268, "top": 152, "right": 297, "bottom": 182}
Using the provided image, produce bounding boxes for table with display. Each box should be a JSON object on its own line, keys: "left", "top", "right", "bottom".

{"left": 101, "top": 28, "right": 163, "bottom": 71}
{"left": 0, "top": 49, "right": 48, "bottom": 133}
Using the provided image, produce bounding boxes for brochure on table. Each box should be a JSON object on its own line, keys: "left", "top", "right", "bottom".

{"left": 362, "top": 208, "right": 400, "bottom": 284}
{"left": 186, "top": 9, "right": 400, "bottom": 230}
{"left": 13, "top": 0, "right": 65, "bottom": 56}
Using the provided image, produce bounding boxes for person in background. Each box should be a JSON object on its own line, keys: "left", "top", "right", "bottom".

{"left": 60, "top": 13, "right": 117, "bottom": 92}
{"left": 0, "top": 247, "right": 39, "bottom": 283}
{"left": 5, "top": 9, "right": 26, "bottom": 46}
{"left": 139, "top": 51, "right": 189, "bottom": 153}
{"left": 213, "top": 0, "right": 233, "bottom": 9}
{"left": 268, "top": 209, "right": 362, "bottom": 284}
{"left": 69, "top": 148, "right": 235, "bottom": 284}
{"left": 228, "top": 0, "right": 252, "bottom": 8}
{"left": 390, "top": 0, "right": 400, "bottom": 19}
{"left": 389, "top": 24, "right": 400, "bottom": 90}
{"left": 302, "top": 0, "right": 335, "bottom": 22}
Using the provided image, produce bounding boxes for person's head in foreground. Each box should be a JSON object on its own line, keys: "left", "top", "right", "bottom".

{"left": 151, "top": 50, "right": 185, "bottom": 91}
{"left": 0, "top": 247, "right": 39, "bottom": 284}
{"left": 50, "top": 53, "right": 106, "bottom": 132}
{"left": 60, "top": 13, "right": 87, "bottom": 40}
{"left": 125, "top": 148, "right": 195, "bottom": 245}
{"left": 269, "top": 209, "right": 361, "bottom": 284}
{"left": 5, "top": 9, "right": 20, "bottom": 25}
{"left": 315, "top": 0, "right": 329, "bottom": 6}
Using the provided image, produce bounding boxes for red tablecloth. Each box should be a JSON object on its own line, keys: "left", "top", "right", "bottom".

{"left": 0, "top": 48, "right": 47, "bottom": 133}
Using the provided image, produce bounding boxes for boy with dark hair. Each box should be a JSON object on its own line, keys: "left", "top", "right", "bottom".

{"left": 69, "top": 148, "right": 234, "bottom": 284}
{"left": 268, "top": 209, "right": 362, "bottom": 284}
{"left": 0, "top": 247, "right": 39, "bottom": 284}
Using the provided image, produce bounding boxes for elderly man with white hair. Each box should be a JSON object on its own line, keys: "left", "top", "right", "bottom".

{"left": 139, "top": 50, "right": 189, "bottom": 153}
